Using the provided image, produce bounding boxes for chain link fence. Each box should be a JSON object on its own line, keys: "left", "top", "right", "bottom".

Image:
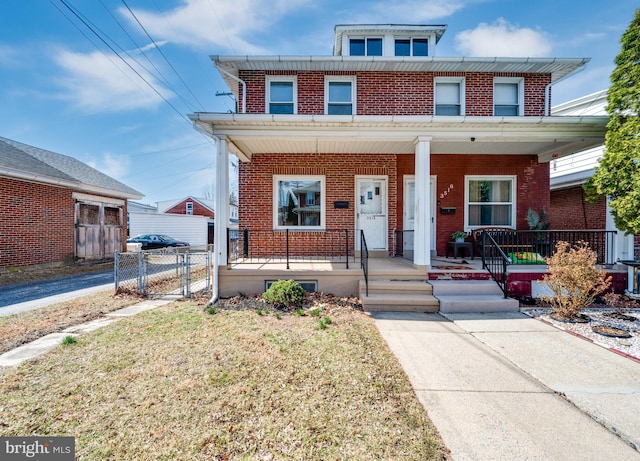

{"left": 115, "top": 246, "right": 211, "bottom": 298}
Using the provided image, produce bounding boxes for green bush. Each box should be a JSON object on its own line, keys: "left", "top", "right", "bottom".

{"left": 262, "top": 280, "right": 305, "bottom": 308}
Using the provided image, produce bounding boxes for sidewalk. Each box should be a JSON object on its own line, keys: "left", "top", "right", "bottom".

{"left": 372, "top": 311, "right": 640, "bottom": 461}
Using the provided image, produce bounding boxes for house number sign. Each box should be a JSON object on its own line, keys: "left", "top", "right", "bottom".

{"left": 439, "top": 184, "right": 454, "bottom": 199}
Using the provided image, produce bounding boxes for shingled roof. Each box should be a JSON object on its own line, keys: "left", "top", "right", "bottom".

{"left": 0, "top": 136, "right": 143, "bottom": 199}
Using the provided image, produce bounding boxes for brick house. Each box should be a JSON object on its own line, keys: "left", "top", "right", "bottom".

{"left": 550, "top": 90, "right": 636, "bottom": 293}
{"left": 0, "top": 136, "right": 143, "bottom": 269}
{"left": 190, "top": 24, "right": 608, "bottom": 298}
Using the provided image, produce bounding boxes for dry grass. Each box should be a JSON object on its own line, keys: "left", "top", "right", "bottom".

{"left": 0, "top": 300, "right": 449, "bottom": 460}
{"left": 0, "top": 291, "right": 140, "bottom": 354}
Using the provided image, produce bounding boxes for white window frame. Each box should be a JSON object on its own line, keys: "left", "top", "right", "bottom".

{"left": 394, "top": 37, "right": 429, "bottom": 56}
{"left": 348, "top": 36, "right": 383, "bottom": 56}
{"left": 186, "top": 201, "right": 193, "bottom": 215}
{"left": 434, "top": 77, "right": 465, "bottom": 116}
{"left": 324, "top": 76, "right": 356, "bottom": 115}
{"left": 266, "top": 75, "right": 297, "bottom": 115}
{"left": 493, "top": 77, "right": 524, "bottom": 116}
{"left": 464, "top": 175, "right": 517, "bottom": 230}
{"left": 273, "top": 175, "right": 326, "bottom": 230}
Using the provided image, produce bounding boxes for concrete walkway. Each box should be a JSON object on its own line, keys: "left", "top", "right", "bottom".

{"left": 372, "top": 311, "right": 640, "bottom": 461}
{"left": 0, "top": 299, "right": 173, "bottom": 367}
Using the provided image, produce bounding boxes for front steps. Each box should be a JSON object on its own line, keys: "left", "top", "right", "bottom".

{"left": 430, "top": 279, "right": 519, "bottom": 313}
{"left": 359, "top": 279, "right": 439, "bottom": 312}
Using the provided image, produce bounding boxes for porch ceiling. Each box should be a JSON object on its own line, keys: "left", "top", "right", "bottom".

{"left": 190, "top": 114, "right": 607, "bottom": 163}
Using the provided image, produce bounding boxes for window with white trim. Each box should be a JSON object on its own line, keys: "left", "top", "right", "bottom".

{"left": 465, "top": 176, "right": 516, "bottom": 228}
{"left": 349, "top": 37, "right": 383, "bottom": 56}
{"left": 494, "top": 78, "right": 523, "bottom": 116}
{"left": 274, "top": 175, "right": 326, "bottom": 229}
{"left": 325, "top": 76, "right": 355, "bottom": 115}
{"left": 435, "top": 77, "right": 465, "bottom": 116}
{"left": 266, "top": 76, "right": 296, "bottom": 114}
{"left": 394, "top": 38, "right": 428, "bottom": 56}
{"left": 186, "top": 201, "right": 193, "bottom": 215}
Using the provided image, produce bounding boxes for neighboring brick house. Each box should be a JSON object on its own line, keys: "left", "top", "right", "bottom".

{"left": 190, "top": 23, "right": 607, "bottom": 281}
{"left": 550, "top": 89, "right": 637, "bottom": 267}
{"left": 0, "top": 136, "right": 143, "bottom": 269}
{"left": 158, "top": 196, "right": 215, "bottom": 217}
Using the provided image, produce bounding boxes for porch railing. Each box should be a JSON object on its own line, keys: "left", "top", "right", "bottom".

{"left": 227, "top": 228, "right": 354, "bottom": 268}
{"left": 393, "top": 229, "right": 414, "bottom": 259}
{"left": 480, "top": 229, "right": 618, "bottom": 297}
{"left": 480, "top": 230, "right": 618, "bottom": 266}
{"left": 360, "top": 230, "right": 369, "bottom": 297}
{"left": 481, "top": 232, "right": 510, "bottom": 298}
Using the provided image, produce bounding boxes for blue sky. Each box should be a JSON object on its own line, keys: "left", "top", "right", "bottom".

{"left": 0, "top": 0, "right": 637, "bottom": 205}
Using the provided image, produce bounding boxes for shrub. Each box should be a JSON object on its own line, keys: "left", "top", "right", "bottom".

{"left": 262, "top": 280, "right": 305, "bottom": 309}
{"left": 539, "top": 241, "right": 611, "bottom": 319}
{"left": 62, "top": 335, "right": 76, "bottom": 346}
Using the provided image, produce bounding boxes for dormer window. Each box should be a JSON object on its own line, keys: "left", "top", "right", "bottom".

{"left": 266, "top": 76, "right": 296, "bottom": 114}
{"left": 394, "top": 38, "right": 429, "bottom": 56}
{"left": 349, "top": 37, "right": 382, "bottom": 56}
{"left": 494, "top": 78, "right": 523, "bottom": 116}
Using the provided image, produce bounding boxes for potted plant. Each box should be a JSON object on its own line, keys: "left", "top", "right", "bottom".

{"left": 451, "top": 231, "right": 468, "bottom": 243}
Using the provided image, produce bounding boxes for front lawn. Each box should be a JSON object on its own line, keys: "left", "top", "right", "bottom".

{"left": 0, "top": 301, "right": 449, "bottom": 460}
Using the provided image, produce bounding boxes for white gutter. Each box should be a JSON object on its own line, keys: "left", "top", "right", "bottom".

{"left": 545, "top": 59, "right": 589, "bottom": 115}
{"left": 215, "top": 62, "right": 246, "bottom": 114}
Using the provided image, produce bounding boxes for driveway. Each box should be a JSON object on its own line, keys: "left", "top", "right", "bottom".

{"left": 0, "top": 270, "right": 113, "bottom": 316}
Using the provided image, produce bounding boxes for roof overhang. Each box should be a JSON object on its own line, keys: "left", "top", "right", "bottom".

{"left": 189, "top": 113, "right": 608, "bottom": 164}
{"left": 212, "top": 55, "right": 590, "bottom": 101}
{"left": 0, "top": 166, "right": 144, "bottom": 200}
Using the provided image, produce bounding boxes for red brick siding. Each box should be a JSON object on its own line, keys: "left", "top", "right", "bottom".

{"left": 165, "top": 199, "right": 214, "bottom": 217}
{"left": 0, "top": 177, "right": 75, "bottom": 267}
{"left": 239, "top": 154, "right": 397, "bottom": 255}
{"left": 240, "top": 70, "right": 551, "bottom": 116}
{"left": 240, "top": 153, "right": 548, "bottom": 257}
{"left": 550, "top": 186, "right": 607, "bottom": 229}
{"left": 397, "top": 154, "right": 550, "bottom": 255}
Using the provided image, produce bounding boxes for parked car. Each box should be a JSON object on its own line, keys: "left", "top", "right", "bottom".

{"left": 127, "top": 234, "right": 190, "bottom": 250}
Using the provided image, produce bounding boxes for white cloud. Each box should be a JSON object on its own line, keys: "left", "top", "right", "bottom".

{"left": 455, "top": 18, "right": 552, "bottom": 57}
{"left": 367, "top": 0, "right": 477, "bottom": 22}
{"left": 86, "top": 153, "right": 131, "bottom": 181}
{"left": 53, "top": 49, "right": 172, "bottom": 113}
{"left": 120, "top": 0, "right": 310, "bottom": 54}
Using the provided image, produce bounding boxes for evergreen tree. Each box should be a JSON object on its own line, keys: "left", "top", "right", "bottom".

{"left": 585, "top": 8, "right": 640, "bottom": 233}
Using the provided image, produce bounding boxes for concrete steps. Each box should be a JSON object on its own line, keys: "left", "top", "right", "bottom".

{"left": 430, "top": 279, "right": 519, "bottom": 313}
{"left": 359, "top": 279, "right": 439, "bottom": 312}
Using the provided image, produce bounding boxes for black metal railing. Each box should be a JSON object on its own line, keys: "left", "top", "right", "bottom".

{"left": 481, "top": 232, "right": 511, "bottom": 298}
{"left": 360, "top": 230, "right": 369, "bottom": 297}
{"left": 478, "top": 230, "right": 617, "bottom": 266}
{"left": 393, "top": 229, "right": 415, "bottom": 259}
{"left": 227, "top": 228, "right": 354, "bottom": 268}
{"left": 479, "top": 229, "right": 618, "bottom": 297}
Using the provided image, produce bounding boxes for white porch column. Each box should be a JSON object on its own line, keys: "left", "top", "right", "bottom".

{"left": 214, "top": 136, "right": 229, "bottom": 266}
{"left": 414, "top": 136, "right": 432, "bottom": 267}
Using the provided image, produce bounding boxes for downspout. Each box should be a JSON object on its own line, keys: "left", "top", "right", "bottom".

{"left": 544, "top": 59, "right": 588, "bottom": 115}
{"left": 215, "top": 63, "right": 246, "bottom": 114}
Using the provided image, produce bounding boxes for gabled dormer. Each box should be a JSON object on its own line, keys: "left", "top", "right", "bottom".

{"left": 334, "top": 24, "right": 447, "bottom": 57}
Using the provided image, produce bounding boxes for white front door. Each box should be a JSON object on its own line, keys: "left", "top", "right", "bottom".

{"left": 404, "top": 175, "right": 436, "bottom": 255}
{"left": 356, "top": 177, "right": 387, "bottom": 250}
